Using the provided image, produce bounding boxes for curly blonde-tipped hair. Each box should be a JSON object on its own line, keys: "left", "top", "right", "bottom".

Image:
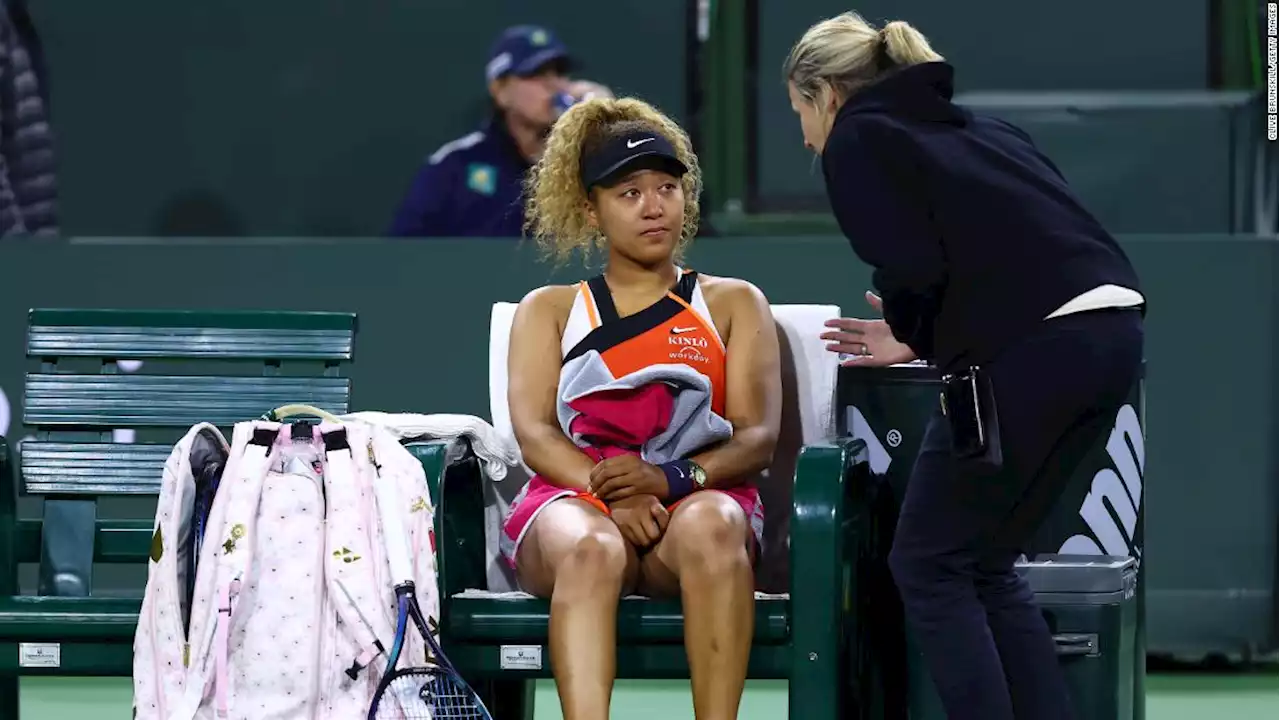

{"left": 523, "top": 96, "right": 703, "bottom": 266}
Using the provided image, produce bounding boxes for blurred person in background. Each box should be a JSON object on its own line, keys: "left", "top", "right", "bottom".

{"left": 0, "top": 0, "right": 57, "bottom": 237}
{"left": 388, "top": 25, "right": 613, "bottom": 238}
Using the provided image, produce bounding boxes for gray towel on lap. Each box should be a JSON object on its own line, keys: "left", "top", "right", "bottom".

{"left": 556, "top": 350, "right": 733, "bottom": 462}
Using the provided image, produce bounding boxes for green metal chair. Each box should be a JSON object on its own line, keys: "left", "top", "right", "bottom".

{"left": 0, "top": 309, "right": 356, "bottom": 719}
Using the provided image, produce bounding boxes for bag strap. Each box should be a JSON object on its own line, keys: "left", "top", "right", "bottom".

{"left": 211, "top": 423, "right": 278, "bottom": 719}
{"left": 171, "top": 421, "right": 278, "bottom": 720}
{"left": 318, "top": 423, "right": 389, "bottom": 680}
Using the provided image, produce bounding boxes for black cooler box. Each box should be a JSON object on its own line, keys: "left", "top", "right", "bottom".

{"left": 838, "top": 362, "right": 1146, "bottom": 719}
{"left": 1018, "top": 555, "right": 1140, "bottom": 719}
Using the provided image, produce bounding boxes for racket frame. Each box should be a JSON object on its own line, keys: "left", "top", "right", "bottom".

{"left": 367, "top": 439, "right": 491, "bottom": 719}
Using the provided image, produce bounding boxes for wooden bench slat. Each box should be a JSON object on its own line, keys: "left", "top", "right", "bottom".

{"left": 447, "top": 595, "right": 791, "bottom": 643}
{"left": 23, "top": 374, "right": 350, "bottom": 426}
{"left": 21, "top": 442, "right": 171, "bottom": 495}
{"left": 28, "top": 309, "right": 355, "bottom": 331}
{"left": 15, "top": 519, "right": 161, "bottom": 563}
{"left": 0, "top": 597, "right": 141, "bottom": 641}
{"left": 28, "top": 326, "right": 354, "bottom": 360}
{"left": 97, "top": 521, "right": 154, "bottom": 561}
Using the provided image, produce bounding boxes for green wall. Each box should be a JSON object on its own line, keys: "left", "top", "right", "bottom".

{"left": 33, "top": 1, "right": 688, "bottom": 238}
{"left": 34, "top": 1, "right": 1252, "bottom": 238}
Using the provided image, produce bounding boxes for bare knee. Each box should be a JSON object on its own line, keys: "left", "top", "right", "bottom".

{"left": 516, "top": 499, "right": 635, "bottom": 598}
{"left": 554, "top": 530, "right": 632, "bottom": 594}
{"left": 669, "top": 495, "right": 751, "bottom": 581}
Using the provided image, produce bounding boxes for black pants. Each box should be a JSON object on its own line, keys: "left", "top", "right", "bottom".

{"left": 888, "top": 308, "right": 1144, "bottom": 720}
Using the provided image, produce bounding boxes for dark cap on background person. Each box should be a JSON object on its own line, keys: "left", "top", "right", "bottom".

{"left": 485, "top": 25, "right": 574, "bottom": 82}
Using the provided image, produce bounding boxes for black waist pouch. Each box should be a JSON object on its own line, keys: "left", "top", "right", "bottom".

{"left": 940, "top": 365, "right": 1004, "bottom": 473}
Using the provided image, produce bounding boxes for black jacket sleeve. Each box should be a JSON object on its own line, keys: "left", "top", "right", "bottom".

{"left": 821, "top": 116, "right": 946, "bottom": 359}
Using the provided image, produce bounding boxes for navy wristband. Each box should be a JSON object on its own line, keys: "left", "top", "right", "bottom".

{"left": 659, "top": 459, "right": 695, "bottom": 501}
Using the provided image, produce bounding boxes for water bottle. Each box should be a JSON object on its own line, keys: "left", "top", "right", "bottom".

{"left": 552, "top": 92, "right": 578, "bottom": 118}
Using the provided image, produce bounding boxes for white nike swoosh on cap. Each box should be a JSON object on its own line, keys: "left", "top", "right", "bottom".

{"left": 626, "top": 137, "right": 655, "bottom": 149}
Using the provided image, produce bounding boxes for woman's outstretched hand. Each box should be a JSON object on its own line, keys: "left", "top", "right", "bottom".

{"left": 820, "top": 291, "right": 917, "bottom": 367}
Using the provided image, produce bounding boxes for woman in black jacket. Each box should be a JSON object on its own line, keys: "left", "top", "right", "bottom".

{"left": 784, "top": 12, "right": 1145, "bottom": 720}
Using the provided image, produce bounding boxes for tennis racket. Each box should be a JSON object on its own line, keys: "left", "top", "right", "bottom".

{"left": 368, "top": 440, "right": 493, "bottom": 720}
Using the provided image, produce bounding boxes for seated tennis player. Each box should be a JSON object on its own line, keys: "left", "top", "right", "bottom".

{"left": 503, "top": 96, "right": 782, "bottom": 720}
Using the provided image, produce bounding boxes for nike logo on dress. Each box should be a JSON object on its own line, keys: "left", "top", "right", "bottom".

{"left": 627, "top": 137, "right": 655, "bottom": 149}
{"left": 670, "top": 326, "right": 698, "bottom": 334}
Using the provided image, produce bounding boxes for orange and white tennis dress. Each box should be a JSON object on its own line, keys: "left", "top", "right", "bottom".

{"left": 500, "top": 269, "right": 764, "bottom": 567}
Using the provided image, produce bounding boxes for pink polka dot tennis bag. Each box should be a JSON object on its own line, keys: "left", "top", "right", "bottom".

{"left": 132, "top": 417, "right": 439, "bottom": 719}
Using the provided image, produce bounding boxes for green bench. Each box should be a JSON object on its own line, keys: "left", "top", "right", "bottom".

{"left": 412, "top": 436, "right": 867, "bottom": 719}
{"left": 0, "top": 309, "right": 357, "bottom": 718}
{"left": 409, "top": 302, "right": 873, "bottom": 719}
{"left": 0, "top": 305, "right": 873, "bottom": 718}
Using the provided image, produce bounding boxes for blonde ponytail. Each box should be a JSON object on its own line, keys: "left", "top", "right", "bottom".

{"left": 881, "top": 21, "right": 943, "bottom": 66}
{"left": 785, "top": 12, "right": 945, "bottom": 105}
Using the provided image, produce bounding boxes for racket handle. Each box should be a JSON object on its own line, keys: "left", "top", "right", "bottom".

{"left": 371, "top": 450, "right": 415, "bottom": 585}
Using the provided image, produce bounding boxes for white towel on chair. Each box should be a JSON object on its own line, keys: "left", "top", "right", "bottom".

{"left": 769, "top": 304, "right": 841, "bottom": 444}
{"left": 339, "top": 411, "right": 520, "bottom": 482}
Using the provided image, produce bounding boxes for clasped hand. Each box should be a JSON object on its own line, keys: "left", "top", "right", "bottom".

{"left": 588, "top": 455, "right": 670, "bottom": 548}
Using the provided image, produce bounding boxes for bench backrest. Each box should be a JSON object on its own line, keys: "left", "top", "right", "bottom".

{"left": 14, "top": 308, "right": 356, "bottom": 596}
{"left": 483, "top": 300, "right": 841, "bottom": 592}
{"left": 21, "top": 309, "right": 356, "bottom": 495}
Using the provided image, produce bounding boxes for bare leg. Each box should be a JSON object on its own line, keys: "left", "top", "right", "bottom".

{"left": 639, "top": 492, "right": 754, "bottom": 720}
{"left": 515, "top": 498, "right": 639, "bottom": 720}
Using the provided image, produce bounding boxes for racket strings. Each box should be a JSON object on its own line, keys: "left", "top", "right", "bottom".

{"left": 371, "top": 669, "right": 487, "bottom": 719}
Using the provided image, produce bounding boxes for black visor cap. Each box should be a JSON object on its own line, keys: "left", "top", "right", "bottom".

{"left": 580, "top": 131, "right": 689, "bottom": 189}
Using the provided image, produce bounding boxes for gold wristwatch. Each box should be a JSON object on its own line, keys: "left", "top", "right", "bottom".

{"left": 689, "top": 461, "right": 708, "bottom": 489}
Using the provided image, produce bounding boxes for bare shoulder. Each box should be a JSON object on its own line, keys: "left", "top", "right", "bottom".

{"left": 514, "top": 284, "right": 578, "bottom": 331}
{"left": 696, "top": 273, "right": 772, "bottom": 342}
{"left": 697, "top": 273, "right": 770, "bottom": 310}
{"left": 517, "top": 284, "right": 577, "bottom": 314}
